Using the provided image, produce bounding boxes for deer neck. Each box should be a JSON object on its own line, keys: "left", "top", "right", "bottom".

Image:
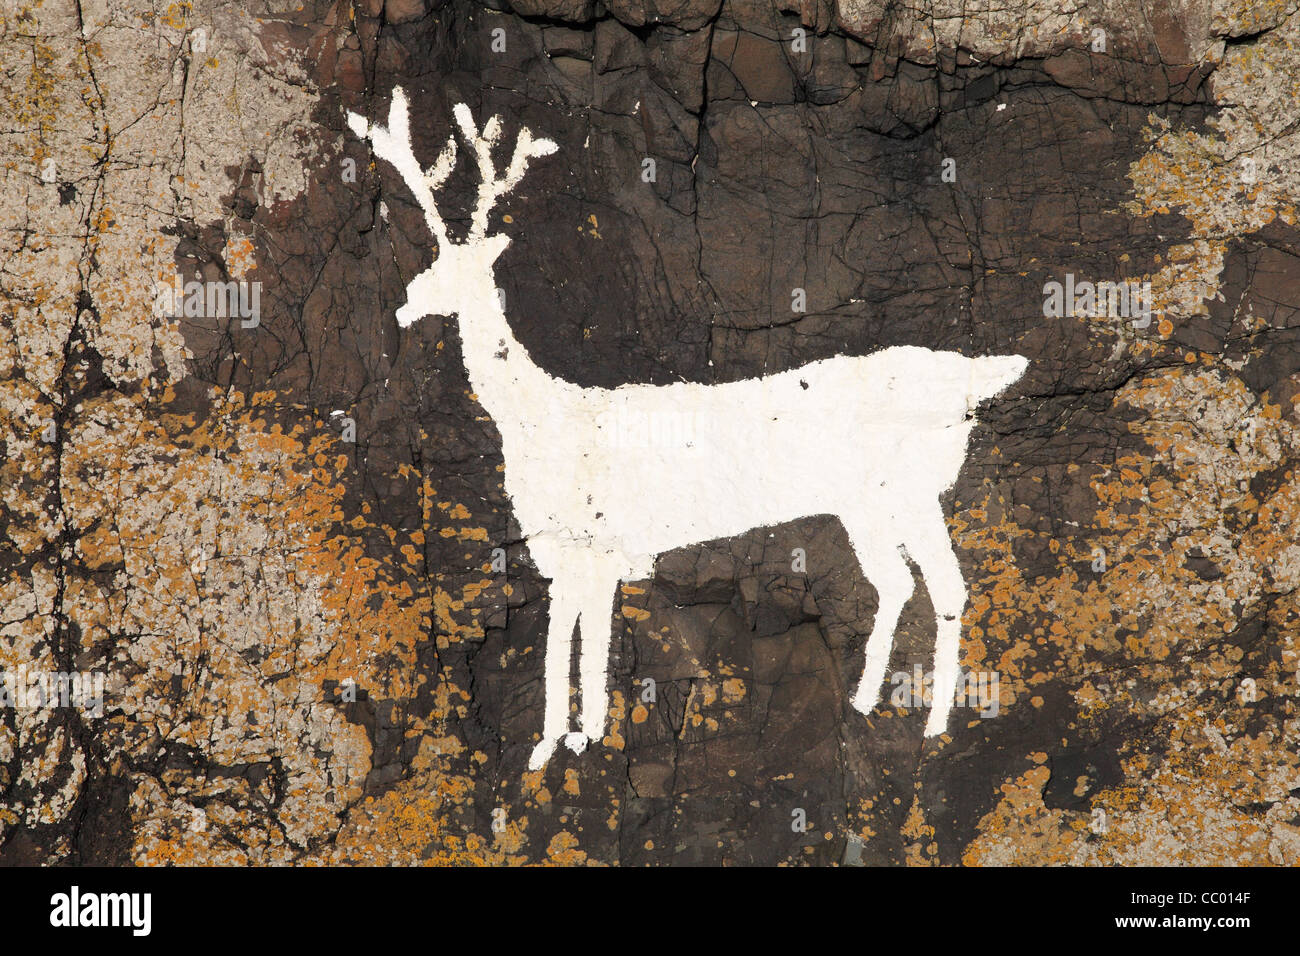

{"left": 454, "top": 282, "right": 555, "bottom": 424}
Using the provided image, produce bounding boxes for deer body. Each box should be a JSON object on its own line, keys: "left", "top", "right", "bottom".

{"left": 348, "top": 89, "right": 1029, "bottom": 771}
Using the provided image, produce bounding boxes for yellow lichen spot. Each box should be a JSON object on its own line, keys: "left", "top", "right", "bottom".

{"left": 562, "top": 769, "right": 580, "bottom": 797}
{"left": 544, "top": 831, "right": 589, "bottom": 866}
{"left": 722, "top": 677, "right": 746, "bottom": 703}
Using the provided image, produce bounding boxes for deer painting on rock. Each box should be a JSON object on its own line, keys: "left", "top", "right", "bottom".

{"left": 347, "top": 88, "right": 1030, "bottom": 771}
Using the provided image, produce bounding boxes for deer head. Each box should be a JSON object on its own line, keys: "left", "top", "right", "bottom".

{"left": 346, "top": 88, "right": 557, "bottom": 327}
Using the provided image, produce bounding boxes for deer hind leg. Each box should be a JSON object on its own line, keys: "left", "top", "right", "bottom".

{"left": 573, "top": 577, "right": 619, "bottom": 752}
{"left": 528, "top": 585, "right": 579, "bottom": 771}
{"left": 904, "top": 507, "right": 969, "bottom": 738}
{"left": 844, "top": 520, "right": 915, "bottom": 717}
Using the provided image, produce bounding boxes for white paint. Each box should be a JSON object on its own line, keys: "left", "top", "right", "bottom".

{"left": 349, "top": 89, "right": 1030, "bottom": 770}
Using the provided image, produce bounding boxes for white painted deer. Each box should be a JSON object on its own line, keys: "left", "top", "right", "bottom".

{"left": 347, "top": 89, "right": 1029, "bottom": 770}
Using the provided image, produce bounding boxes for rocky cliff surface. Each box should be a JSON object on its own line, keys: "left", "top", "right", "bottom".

{"left": 2, "top": 0, "right": 1299, "bottom": 865}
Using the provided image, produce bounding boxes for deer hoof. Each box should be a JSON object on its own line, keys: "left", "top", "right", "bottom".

{"left": 563, "top": 731, "right": 589, "bottom": 755}
{"left": 923, "top": 710, "right": 949, "bottom": 738}
{"left": 850, "top": 687, "right": 878, "bottom": 717}
{"left": 528, "top": 737, "right": 558, "bottom": 771}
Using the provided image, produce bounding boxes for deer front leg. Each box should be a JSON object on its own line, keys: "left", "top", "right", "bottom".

{"left": 529, "top": 589, "right": 579, "bottom": 771}
{"left": 845, "top": 525, "right": 915, "bottom": 717}
{"left": 905, "top": 508, "right": 969, "bottom": 738}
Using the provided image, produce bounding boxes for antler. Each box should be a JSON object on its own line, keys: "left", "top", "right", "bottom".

{"left": 347, "top": 88, "right": 458, "bottom": 249}
{"left": 453, "top": 103, "right": 558, "bottom": 242}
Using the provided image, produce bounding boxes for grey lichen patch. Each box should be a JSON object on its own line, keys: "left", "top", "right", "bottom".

{"left": 1125, "top": 1, "right": 1300, "bottom": 332}
{"left": 0, "top": 0, "right": 355, "bottom": 863}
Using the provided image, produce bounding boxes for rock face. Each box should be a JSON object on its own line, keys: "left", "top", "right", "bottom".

{"left": 2, "top": 0, "right": 1299, "bottom": 865}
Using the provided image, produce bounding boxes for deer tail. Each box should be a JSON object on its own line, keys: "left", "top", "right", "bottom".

{"left": 967, "top": 354, "right": 1029, "bottom": 404}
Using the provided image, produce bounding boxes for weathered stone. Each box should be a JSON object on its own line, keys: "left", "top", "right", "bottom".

{"left": 5, "top": 0, "right": 1300, "bottom": 870}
